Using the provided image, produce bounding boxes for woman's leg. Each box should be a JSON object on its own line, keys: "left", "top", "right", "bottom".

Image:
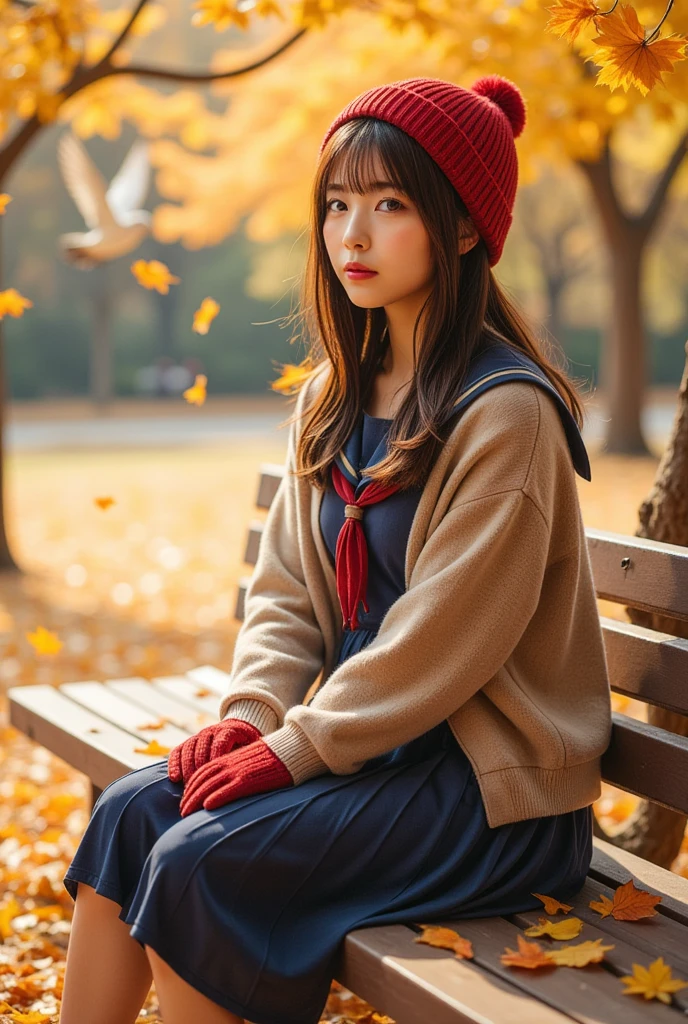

{"left": 144, "top": 946, "right": 245, "bottom": 1024}
{"left": 60, "top": 881, "right": 153, "bottom": 1024}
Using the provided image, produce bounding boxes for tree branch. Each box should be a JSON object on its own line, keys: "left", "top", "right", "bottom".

{"left": 639, "top": 128, "right": 688, "bottom": 239}
{"left": 99, "top": 0, "right": 151, "bottom": 67}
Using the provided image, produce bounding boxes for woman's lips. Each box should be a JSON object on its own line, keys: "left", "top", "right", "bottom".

{"left": 345, "top": 269, "right": 378, "bottom": 280}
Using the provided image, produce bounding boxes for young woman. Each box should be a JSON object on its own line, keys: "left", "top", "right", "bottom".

{"left": 61, "top": 75, "right": 613, "bottom": 1024}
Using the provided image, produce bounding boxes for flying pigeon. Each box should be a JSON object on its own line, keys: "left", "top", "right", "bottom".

{"left": 57, "top": 133, "right": 152, "bottom": 269}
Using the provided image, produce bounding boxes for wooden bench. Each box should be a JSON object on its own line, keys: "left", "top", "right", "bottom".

{"left": 8, "top": 461, "right": 688, "bottom": 1024}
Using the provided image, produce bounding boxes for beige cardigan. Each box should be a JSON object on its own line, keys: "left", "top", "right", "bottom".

{"left": 219, "top": 364, "right": 612, "bottom": 828}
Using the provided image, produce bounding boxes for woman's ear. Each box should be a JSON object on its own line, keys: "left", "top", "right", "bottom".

{"left": 458, "top": 219, "right": 480, "bottom": 255}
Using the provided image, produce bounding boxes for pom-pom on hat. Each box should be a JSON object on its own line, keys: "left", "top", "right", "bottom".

{"left": 318, "top": 75, "right": 526, "bottom": 267}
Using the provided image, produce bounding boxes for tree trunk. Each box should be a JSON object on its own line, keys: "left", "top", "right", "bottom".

{"left": 592, "top": 339, "right": 688, "bottom": 869}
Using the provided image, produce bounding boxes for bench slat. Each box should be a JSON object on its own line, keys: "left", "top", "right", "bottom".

{"left": 586, "top": 529, "right": 688, "bottom": 622}
{"left": 590, "top": 837, "right": 688, "bottom": 926}
{"left": 601, "top": 711, "right": 688, "bottom": 815}
{"left": 601, "top": 616, "right": 688, "bottom": 715}
{"left": 152, "top": 675, "right": 225, "bottom": 718}
{"left": 256, "top": 463, "right": 285, "bottom": 509}
{"left": 339, "top": 923, "right": 575, "bottom": 1024}
{"left": 7, "top": 685, "right": 161, "bottom": 789}
{"left": 186, "top": 665, "right": 233, "bottom": 695}
{"left": 107, "top": 678, "right": 213, "bottom": 732}
{"left": 435, "top": 914, "right": 680, "bottom": 1024}
{"left": 60, "top": 682, "right": 190, "bottom": 747}
{"left": 511, "top": 880, "right": 688, "bottom": 996}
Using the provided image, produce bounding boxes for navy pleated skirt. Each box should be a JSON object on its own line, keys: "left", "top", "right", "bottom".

{"left": 63, "top": 621, "right": 593, "bottom": 1024}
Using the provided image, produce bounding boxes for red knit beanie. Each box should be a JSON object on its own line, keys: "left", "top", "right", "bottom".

{"left": 318, "top": 75, "right": 526, "bottom": 267}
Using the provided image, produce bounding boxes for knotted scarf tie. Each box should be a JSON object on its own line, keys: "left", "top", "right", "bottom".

{"left": 330, "top": 461, "right": 401, "bottom": 630}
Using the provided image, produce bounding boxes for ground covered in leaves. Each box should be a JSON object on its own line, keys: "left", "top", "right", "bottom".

{"left": 0, "top": 436, "right": 685, "bottom": 1023}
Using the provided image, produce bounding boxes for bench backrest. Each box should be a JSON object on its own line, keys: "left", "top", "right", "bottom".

{"left": 235, "top": 464, "right": 688, "bottom": 817}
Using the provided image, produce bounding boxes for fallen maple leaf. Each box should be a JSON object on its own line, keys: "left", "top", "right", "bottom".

{"left": 25, "top": 627, "right": 63, "bottom": 656}
{"left": 500, "top": 934, "right": 556, "bottom": 969}
{"left": 0, "top": 194, "right": 12, "bottom": 214}
{"left": 620, "top": 956, "right": 688, "bottom": 1003}
{"left": 271, "top": 359, "right": 315, "bottom": 394}
{"left": 414, "top": 924, "right": 473, "bottom": 959}
{"left": 546, "top": 937, "right": 615, "bottom": 967}
{"left": 545, "top": 0, "right": 600, "bottom": 44}
{"left": 136, "top": 718, "right": 168, "bottom": 730}
{"left": 93, "top": 496, "right": 115, "bottom": 511}
{"left": 192, "top": 297, "right": 220, "bottom": 335}
{"left": 590, "top": 3, "right": 688, "bottom": 96}
{"left": 531, "top": 892, "right": 574, "bottom": 915}
{"left": 589, "top": 878, "right": 661, "bottom": 920}
{"left": 0, "top": 897, "right": 22, "bottom": 939}
{"left": 524, "top": 916, "right": 584, "bottom": 940}
{"left": 131, "top": 258, "right": 180, "bottom": 294}
{"left": 0, "top": 288, "right": 33, "bottom": 320}
{"left": 183, "top": 374, "right": 207, "bottom": 406}
{"left": 133, "top": 739, "right": 171, "bottom": 756}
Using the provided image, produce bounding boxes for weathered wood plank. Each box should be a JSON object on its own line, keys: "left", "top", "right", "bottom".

{"left": 586, "top": 528, "right": 688, "bottom": 622}
{"left": 106, "top": 678, "right": 213, "bottom": 732}
{"left": 7, "top": 685, "right": 160, "bottom": 790}
{"left": 60, "top": 681, "right": 189, "bottom": 748}
{"left": 600, "top": 616, "right": 688, "bottom": 715}
{"left": 600, "top": 712, "right": 688, "bottom": 815}
{"left": 590, "top": 837, "right": 688, "bottom": 926}
{"left": 338, "top": 923, "right": 575, "bottom": 1024}
{"left": 152, "top": 674, "right": 224, "bottom": 718}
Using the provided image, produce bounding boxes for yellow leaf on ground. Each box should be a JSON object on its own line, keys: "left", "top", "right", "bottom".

{"left": 0, "top": 897, "right": 22, "bottom": 940}
{"left": 620, "top": 956, "right": 688, "bottom": 1003}
{"left": 546, "top": 937, "right": 615, "bottom": 967}
{"left": 26, "top": 627, "right": 63, "bottom": 656}
{"left": 414, "top": 924, "right": 474, "bottom": 959}
{"left": 531, "top": 892, "right": 573, "bottom": 914}
{"left": 0, "top": 194, "right": 12, "bottom": 214}
{"left": 133, "top": 739, "right": 171, "bottom": 756}
{"left": 524, "top": 916, "right": 584, "bottom": 940}
{"left": 589, "top": 878, "right": 661, "bottom": 920}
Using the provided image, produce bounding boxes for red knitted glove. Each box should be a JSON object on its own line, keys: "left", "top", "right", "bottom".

{"left": 179, "top": 738, "right": 293, "bottom": 816}
{"left": 167, "top": 718, "right": 261, "bottom": 785}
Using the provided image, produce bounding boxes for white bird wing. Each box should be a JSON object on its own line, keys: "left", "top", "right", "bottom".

{"left": 106, "top": 139, "right": 151, "bottom": 219}
{"left": 57, "top": 133, "right": 117, "bottom": 231}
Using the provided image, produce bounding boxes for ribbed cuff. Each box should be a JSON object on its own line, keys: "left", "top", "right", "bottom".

{"left": 263, "top": 721, "right": 329, "bottom": 784}
{"left": 221, "top": 698, "right": 279, "bottom": 736}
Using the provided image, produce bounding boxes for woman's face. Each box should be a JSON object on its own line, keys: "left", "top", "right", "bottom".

{"left": 322, "top": 151, "right": 434, "bottom": 312}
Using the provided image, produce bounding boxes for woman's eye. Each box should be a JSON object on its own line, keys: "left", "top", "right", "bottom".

{"left": 325, "top": 197, "right": 404, "bottom": 212}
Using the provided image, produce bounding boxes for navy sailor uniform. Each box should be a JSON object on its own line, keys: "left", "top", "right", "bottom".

{"left": 63, "top": 339, "right": 593, "bottom": 1024}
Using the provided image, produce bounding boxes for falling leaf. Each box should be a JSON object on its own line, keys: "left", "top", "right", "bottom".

{"left": 414, "top": 924, "right": 473, "bottom": 959}
{"left": 532, "top": 892, "right": 573, "bottom": 915}
{"left": 0, "top": 288, "right": 33, "bottom": 320}
{"left": 25, "top": 627, "right": 63, "bottom": 657}
{"left": 192, "top": 297, "right": 220, "bottom": 335}
{"left": 135, "top": 717, "right": 168, "bottom": 730}
{"left": 0, "top": 194, "right": 12, "bottom": 214}
{"left": 93, "top": 496, "right": 116, "bottom": 511}
{"left": 191, "top": 0, "right": 250, "bottom": 31}
{"left": 271, "top": 359, "right": 315, "bottom": 394}
{"left": 546, "top": 937, "right": 615, "bottom": 967}
{"left": 524, "top": 916, "right": 584, "bottom": 940}
{"left": 183, "top": 374, "right": 207, "bottom": 406}
{"left": 500, "top": 933, "right": 556, "bottom": 969}
{"left": 131, "top": 259, "right": 181, "bottom": 294}
{"left": 589, "top": 4, "right": 688, "bottom": 96}
{"left": 589, "top": 878, "right": 662, "bottom": 920}
{"left": 133, "top": 739, "right": 171, "bottom": 756}
{"left": 545, "top": 0, "right": 600, "bottom": 44}
{"left": 620, "top": 956, "right": 688, "bottom": 1003}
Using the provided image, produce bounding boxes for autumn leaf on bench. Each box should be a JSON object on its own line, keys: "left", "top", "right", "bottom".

{"left": 135, "top": 718, "right": 169, "bottom": 730}
{"left": 589, "top": 878, "right": 662, "bottom": 920}
{"left": 414, "top": 924, "right": 474, "bottom": 960}
{"left": 531, "top": 892, "right": 573, "bottom": 914}
{"left": 133, "top": 739, "right": 171, "bottom": 756}
{"left": 620, "top": 956, "right": 688, "bottom": 1003}
{"left": 501, "top": 933, "right": 614, "bottom": 969}
{"left": 524, "top": 916, "right": 584, "bottom": 940}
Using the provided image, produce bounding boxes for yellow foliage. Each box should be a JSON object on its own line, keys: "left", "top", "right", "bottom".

{"left": 183, "top": 374, "right": 208, "bottom": 406}
{"left": 192, "top": 297, "right": 221, "bottom": 335}
{"left": 25, "top": 627, "right": 63, "bottom": 657}
{"left": 0, "top": 288, "right": 33, "bottom": 320}
{"left": 590, "top": 3, "right": 688, "bottom": 96}
{"left": 620, "top": 956, "right": 688, "bottom": 1003}
{"left": 523, "top": 915, "right": 584, "bottom": 940}
{"left": 130, "top": 259, "right": 181, "bottom": 294}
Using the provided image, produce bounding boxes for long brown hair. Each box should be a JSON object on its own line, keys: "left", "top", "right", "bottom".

{"left": 280, "top": 116, "right": 587, "bottom": 492}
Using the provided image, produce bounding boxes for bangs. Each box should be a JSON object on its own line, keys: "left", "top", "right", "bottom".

{"left": 320, "top": 119, "right": 412, "bottom": 200}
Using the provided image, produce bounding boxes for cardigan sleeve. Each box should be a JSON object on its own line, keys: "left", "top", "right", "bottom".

{"left": 217, "top": 378, "right": 326, "bottom": 727}
{"left": 262, "top": 388, "right": 560, "bottom": 782}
